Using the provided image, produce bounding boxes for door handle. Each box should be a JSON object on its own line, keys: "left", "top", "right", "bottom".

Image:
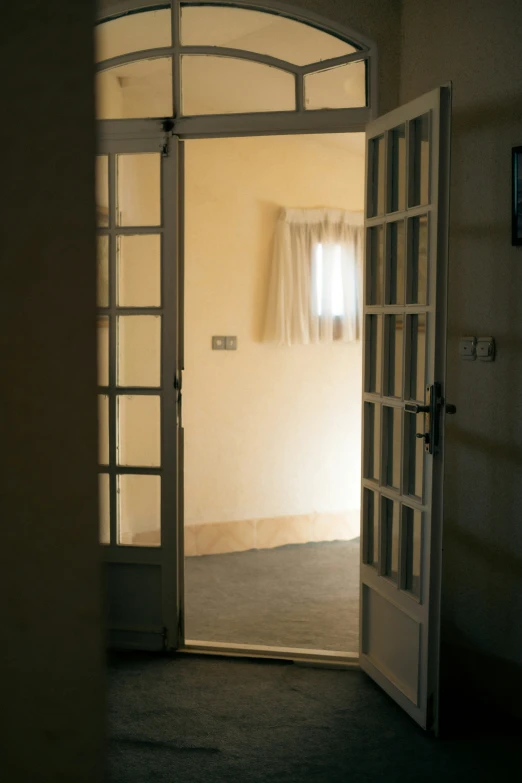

{"left": 404, "top": 403, "right": 430, "bottom": 414}
{"left": 404, "top": 383, "right": 442, "bottom": 455}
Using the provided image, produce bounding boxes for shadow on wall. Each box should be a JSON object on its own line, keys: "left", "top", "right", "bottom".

{"left": 441, "top": 92, "right": 522, "bottom": 721}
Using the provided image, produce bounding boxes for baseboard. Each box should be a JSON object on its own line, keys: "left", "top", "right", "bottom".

{"left": 184, "top": 509, "right": 360, "bottom": 556}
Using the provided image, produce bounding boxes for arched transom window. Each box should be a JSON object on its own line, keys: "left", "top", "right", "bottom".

{"left": 96, "top": 1, "right": 376, "bottom": 132}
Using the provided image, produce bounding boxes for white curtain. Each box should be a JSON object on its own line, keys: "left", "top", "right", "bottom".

{"left": 263, "top": 208, "right": 364, "bottom": 345}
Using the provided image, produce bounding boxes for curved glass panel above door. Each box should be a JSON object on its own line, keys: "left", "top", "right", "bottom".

{"left": 305, "top": 60, "right": 367, "bottom": 110}
{"left": 180, "top": 4, "right": 358, "bottom": 65}
{"left": 96, "top": 57, "right": 173, "bottom": 119}
{"left": 95, "top": 7, "right": 172, "bottom": 62}
{"left": 181, "top": 55, "right": 295, "bottom": 115}
{"left": 95, "top": 3, "right": 374, "bottom": 122}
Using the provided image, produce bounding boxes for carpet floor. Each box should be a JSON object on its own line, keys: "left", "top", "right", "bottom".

{"left": 107, "top": 653, "right": 520, "bottom": 783}
{"left": 183, "top": 540, "right": 360, "bottom": 652}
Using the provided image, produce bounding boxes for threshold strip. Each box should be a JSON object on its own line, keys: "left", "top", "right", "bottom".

{"left": 180, "top": 639, "right": 360, "bottom": 668}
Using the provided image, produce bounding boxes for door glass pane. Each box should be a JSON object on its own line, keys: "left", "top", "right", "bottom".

{"left": 409, "top": 113, "right": 430, "bottom": 207}
{"left": 384, "top": 315, "right": 403, "bottom": 398}
{"left": 97, "top": 316, "right": 109, "bottom": 386}
{"left": 406, "top": 314, "right": 427, "bottom": 402}
{"left": 95, "top": 8, "right": 172, "bottom": 63}
{"left": 407, "top": 215, "right": 428, "bottom": 305}
{"left": 366, "top": 225, "right": 384, "bottom": 304}
{"left": 365, "top": 314, "right": 382, "bottom": 394}
{"left": 386, "top": 221, "right": 405, "bottom": 305}
{"left": 368, "top": 135, "right": 385, "bottom": 217}
{"left": 97, "top": 236, "right": 109, "bottom": 307}
{"left": 99, "top": 473, "right": 110, "bottom": 544}
{"left": 403, "top": 506, "right": 422, "bottom": 598}
{"left": 96, "top": 57, "right": 173, "bottom": 120}
{"left": 383, "top": 406, "right": 401, "bottom": 490}
{"left": 364, "top": 402, "right": 381, "bottom": 482}
{"left": 363, "top": 488, "right": 378, "bottom": 566}
{"left": 98, "top": 394, "right": 109, "bottom": 465}
{"left": 117, "top": 235, "right": 161, "bottom": 307}
{"left": 404, "top": 412, "right": 425, "bottom": 500}
{"left": 118, "top": 474, "right": 161, "bottom": 547}
{"left": 181, "top": 56, "right": 295, "bottom": 115}
{"left": 382, "top": 497, "right": 399, "bottom": 583}
{"left": 305, "top": 60, "right": 366, "bottom": 110}
{"left": 117, "top": 316, "right": 161, "bottom": 388}
{"left": 117, "top": 154, "right": 161, "bottom": 227}
{"left": 117, "top": 395, "right": 161, "bottom": 467}
{"left": 95, "top": 156, "right": 109, "bottom": 226}
{"left": 389, "top": 124, "right": 406, "bottom": 212}
{"left": 180, "top": 5, "right": 358, "bottom": 65}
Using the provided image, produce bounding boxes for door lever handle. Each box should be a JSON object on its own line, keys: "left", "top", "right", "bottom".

{"left": 404, "top": 402, "right": 430, "bottom": 414}
{"left": 404, "top": 383, "right": 442, "bottom": 455}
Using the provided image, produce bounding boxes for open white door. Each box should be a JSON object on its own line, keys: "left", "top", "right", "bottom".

{"left": 359, "top": 87, "right": 451, "bottom": 729}
{"left": 97, "top": 121, "right": 182, "bottom": 651}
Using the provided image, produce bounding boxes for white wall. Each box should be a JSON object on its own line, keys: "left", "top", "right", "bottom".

{"left": 400, "top": 0, "right": 522, "bottom": 719}
{"left": 183, "top": 134, "right": 365, "bottom": 551}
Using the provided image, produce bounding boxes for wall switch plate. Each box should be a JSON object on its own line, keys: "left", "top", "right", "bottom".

{"left": 459, "top": 336, "right": 476, "bottom": 360}
{"left": 476, "top": 337, "right": 495, "bottom": 361}
{"left": 212, "top": 336, "right": 226, "bottom": 350}
{"left": 225, "top": 336, "right": 237, "bottom": 350}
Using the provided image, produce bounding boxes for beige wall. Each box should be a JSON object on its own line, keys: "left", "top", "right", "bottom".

{"left": 1, "top": 0, "right": 105, "bottom": 780}
{"left": 400, "top": 0, "right": 522, "bottom": 718}
{"left": 183, "top": 134, "right": 365, "bottom": 548}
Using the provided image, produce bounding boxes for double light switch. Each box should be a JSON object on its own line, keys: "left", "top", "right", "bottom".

{"left": 459, "top": 336, "right": 495, "bottom": 361}
{"left": 212, "top": 336, "right": 237, "bottom": 351}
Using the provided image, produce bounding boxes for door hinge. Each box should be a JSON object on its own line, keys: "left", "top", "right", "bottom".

{"left": 426, "top": 692, "right": 435, "bottom": 731}
{"left": 174, "top": 368, "right": 183, "bottom": 426}
{"left": 177, "top": 606, "right": 184, "bottom": 644}
{"left": 161, "top": 119, "right": 174, "bottom": 157}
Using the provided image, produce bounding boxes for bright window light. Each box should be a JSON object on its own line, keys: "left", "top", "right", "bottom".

{"left": 313, "top": 242, "right": 345, "bottom": 317}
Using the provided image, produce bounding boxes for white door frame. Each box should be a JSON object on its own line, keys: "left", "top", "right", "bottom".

{"left": 96, "top": 0, "right": 380, "bottom": 657}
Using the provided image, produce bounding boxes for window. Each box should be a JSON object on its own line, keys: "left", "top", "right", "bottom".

{"left": 95, "top": 2, "right": 375, "bottom": 125}
{"left": 312, "top": 242, "right": 346, "bottom": 317}
{"left": 263, "top": 208, "right": 362, "bottom": 345}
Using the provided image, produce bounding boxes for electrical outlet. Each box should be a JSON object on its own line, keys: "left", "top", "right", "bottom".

{"left": 212, "top": 336, "right": 226, "bottom": 350}
{"left": 225, "top": 336, "right": 237, "bottom": 350}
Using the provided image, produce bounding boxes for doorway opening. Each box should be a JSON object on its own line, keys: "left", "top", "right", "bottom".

{"left": 181, "top": 132, "right": 365, "bottom": 656}
{"left": 96, "top": 1, "right": 376, "bottom": 657}
{"left": 96, "top": 0, "right": 450, "bottom": 732}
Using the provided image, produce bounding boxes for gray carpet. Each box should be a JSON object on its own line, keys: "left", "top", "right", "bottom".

{"left": 183, "top": 540, "right": 360, "bottom": 652}
{"left": 107, "top": 653, "right": 520, "bottom": 783}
